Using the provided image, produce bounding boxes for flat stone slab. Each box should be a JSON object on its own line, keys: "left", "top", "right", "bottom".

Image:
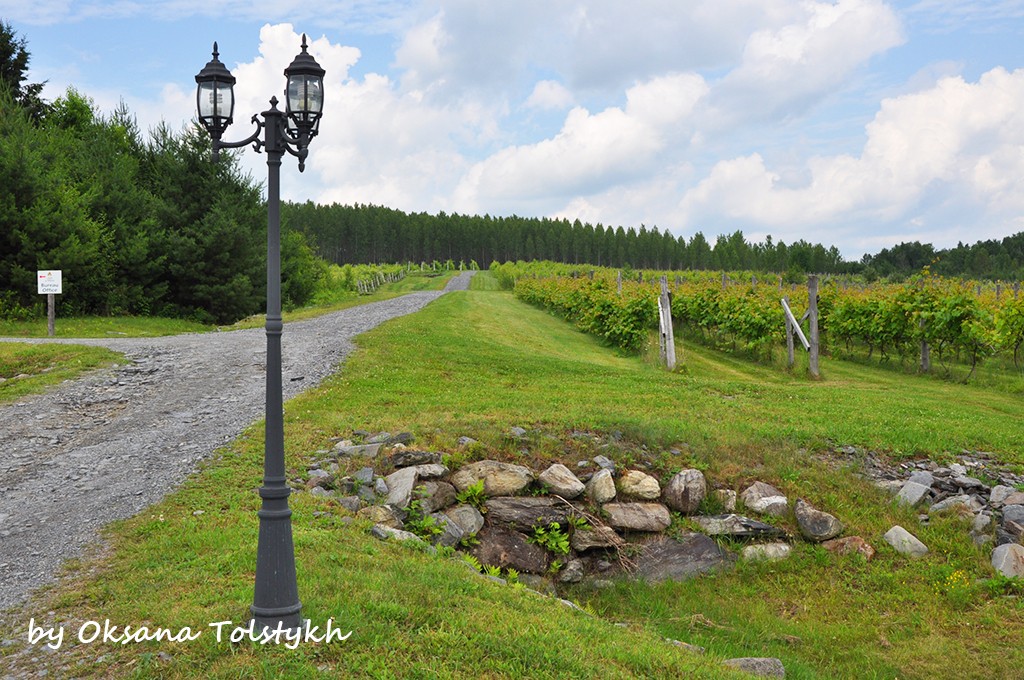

{"left": 471, "top": 526, "right": 548, "bottom": 574}
{"left": 634, "top": 534, "right": 734, "bottom": 582}
{"left": 883, "top": 525, "right": 928, "bottom": 558}
{"left": 991, "top": 543, "right": 1024, "bottom": 578}
{"left": 570, "top": 525, "right": 625, "bottom": 551}
{"left": 484, "top": 496, "right": 570, "bottom": 531}
{"left": 692, "top": 514, "right": 786, "bottom": 539}
{"left": 603, "top": 502, "right": 671, "bottom": 532}
{"left": 722, "top": 657, "right": 786, "bottom": 678}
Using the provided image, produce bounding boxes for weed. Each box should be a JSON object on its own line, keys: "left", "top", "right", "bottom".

{"left": 455, "top": 479, "right": 487, "bottom": 512}
{"left": 403, "top": 493, "right": 444, "bottom": 540}
{"left": 529, "top": 522, "right": 570, "bottom": 555}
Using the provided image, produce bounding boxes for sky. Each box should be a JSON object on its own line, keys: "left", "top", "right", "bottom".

{"left": 5, "top": 1, "right": 1024, "bottom": 260}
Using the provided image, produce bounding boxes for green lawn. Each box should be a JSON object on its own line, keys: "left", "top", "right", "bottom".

{"left": 0, "top": 343, "right": 122, "bottom": 403}
{"left": 2, "top": 281, "right": 1022, "bottom": 678}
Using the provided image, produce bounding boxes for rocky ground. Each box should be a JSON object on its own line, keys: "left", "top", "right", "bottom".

{"left": 0, "top": 272, "right": 473, "bottom": 613}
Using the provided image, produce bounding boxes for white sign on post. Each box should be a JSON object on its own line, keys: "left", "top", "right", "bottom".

{"left": 37, "top": 270, "right": 63, "bottom": 295}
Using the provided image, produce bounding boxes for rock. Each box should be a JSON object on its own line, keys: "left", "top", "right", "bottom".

{"left": 722, "top": 657, "right": 786, "bottom": 678}
{"left": 429, "top": 513, "right": 465, "bottom": 547}
{"left": 538, "top": 464, "right": 585, "bottom": 499}
{"left": 972, "top": 513, "right": 994, "bottom": 535}
{"left": 443, "top": 504, "right": 485, "bottom": 535}
{"left": 456, "top": 436, "right": 478, "bottom": 448}
{"left": 895, "top": 481, "right": 931, "bottom": 508}
{"left": 603, "top": 503, "right": 671, "bottom": 532}
{"left": 373, "top": 477, "right": 389, "bottom": 496}
{"left": 357, "top": 505, "right": 403, "bottom": 529}
{"left": 794, "top": 499, "right": 843, "bottom": 542}
{"left": 391, "top": 450, "right": 442, "bottom": 468}
{"left": 952, "top": 475, "right": 989, "bottom": 492}
{"left": 1003, "top": 492, "right": 1024, "bottom": 507}
{"left": 663, "top": 469, "right": 706, "bottom": 514}
{"left": 991, "top": 543, "right": 1024, "bottom": 578}
{"left": 990, "top": 485, "right": 1017, "bottom": 506}
{"left": 875, "top": 480, "right": 905, "bottom": 495}
{"left": 907, "top": 470, "right": 934, "bottom": 487}
{"left": 337, "top": 496, "right": 362, "bottom": 513}
{"left": 309, "top": 487, "right": 331, "bottom": 497}
{"left": 571, "top": 525, "right": 625, "bottom": 551}
{"left": 949, "top": 463, "right": 967, "bottom": 477}
{"left": 586, "top": 469, "right": 616, "bottom": 504}
{"left": 714, "top": 489, "right": 737, "bottom": 512}
{"left": 692, "top": 514, "right": 786, "bottom": 539}
{"left": 1002, "top": 521, "right": 1023, "bottom": 543}
{"left": 484, "top": 497, "right": 569, "bottom": 531}
{"left": 451, "top": 460, "right": 534, "bottom": 496}
{"left": 634, "top": 534, "right": 734, "bottom": 582}
{"left": 353, "top": 467, "right": 375, "bottom": 484}
{"left": 507, "top": 426, "right": 528, "bottom": 439}
{"left": 385, "top": 467, "right": 419, "bottom": 509}
{"left": 412, "top": 463, "right": 449, "bottom": 480}
{"left": 371, "top": 524, "right": 422, "bottom": 543}
{"left": 883, "top": 525, "right": 928, "bottom": 558}
{"left": 417, "top": 481, "right": 457, "bottom": 514}
{"left": 1004, "top": 505, "right": 1024, "bottom": 526}
{"left": 618, "top": 470, "right": 661, "bottom": 500}
{"left": 389, "top": 432, "right": 414, "bottom": 445}
{"left": 471, "top": 526, "right": 548, "bottom": 574}
{"left": 928, "top": 494, "right": 982, "bottom": 516}
{"left": 366, "top": 432, "right": 390, "bottom": 444}
{"left": 335, "top": 443, "right": 383, "bottom": 458}
{"left": 593, "top": 455, "right": 616, "bottom": 471}
{"left": 822, "top": 536, "right": 875, "bottom": 561}
{"left": 740, "top": 481, "right": 789, "bottom": 517}
{"left": 742, "top": 543, "right": 792, "bottom": 562}
{"left": 558, "top": 559, "right": 585, "bottom": 583}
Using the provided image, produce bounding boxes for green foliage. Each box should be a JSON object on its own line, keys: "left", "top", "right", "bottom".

{"left": 529, "top": 521, "right": 571, "bottom": 555}
{"left": 403, "top": 493, "right": 444, "bottom": 540}
{"left": 455, "top": 479, "right": 487, "bottom": 511}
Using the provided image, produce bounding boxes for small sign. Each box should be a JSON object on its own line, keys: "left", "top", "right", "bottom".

{"left": 38, "top": 270, "right": 62, "bottom": 295}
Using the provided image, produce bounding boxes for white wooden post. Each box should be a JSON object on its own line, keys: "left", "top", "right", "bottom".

{"left": 783, "top": 295, "right": 795, "bottom": 368}
{"left": 659, "top": 276, "right": 677, "bottom": 370}
{"left": 616, "top": 270, "right": 622, "bottom": 295}
{"left": 808, "top": 275, "right": 820, "bottom": 378}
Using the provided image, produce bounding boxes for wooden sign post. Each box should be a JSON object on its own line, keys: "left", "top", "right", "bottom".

{"left": 37, "top": 270, "right": 62, "bottom": 337}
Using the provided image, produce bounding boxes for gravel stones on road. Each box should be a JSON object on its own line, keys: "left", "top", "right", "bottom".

{"left": 0, "top": 274, "right": 472, "bottom": 611}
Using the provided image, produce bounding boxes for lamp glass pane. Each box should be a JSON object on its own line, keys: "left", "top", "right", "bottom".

{"left": 198, "top": 81, "right": 217, "bottom": 120}
{"left": 287, "top": 75, "right": 323, "bottom": 116}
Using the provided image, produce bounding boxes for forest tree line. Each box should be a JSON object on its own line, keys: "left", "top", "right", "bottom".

{"left": 283, "top": 201, "right": 1024, "bottom": 282}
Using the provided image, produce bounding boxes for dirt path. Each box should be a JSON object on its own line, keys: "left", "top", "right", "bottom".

{"left": 0, "top": 273, "right": 473, "bottom": 612}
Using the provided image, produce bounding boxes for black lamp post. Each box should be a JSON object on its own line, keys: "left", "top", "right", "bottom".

{"left": 195, "top": 35, "right": 325, "bottom": 633}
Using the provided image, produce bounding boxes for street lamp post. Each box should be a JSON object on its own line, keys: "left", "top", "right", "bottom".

{"left": 195, "top": 36, "right": 325, "bottom": 632}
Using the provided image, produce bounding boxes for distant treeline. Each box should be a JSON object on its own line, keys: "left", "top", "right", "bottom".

{"left": 283, "top": 201, "right": 1024, "bottom": 281}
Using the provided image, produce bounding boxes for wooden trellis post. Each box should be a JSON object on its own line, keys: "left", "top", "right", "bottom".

{"left": 658, "top": 276, "right": 677, "bottom": 370}
{"left": 808, "top": 275, "right": 820, "bottom": 378}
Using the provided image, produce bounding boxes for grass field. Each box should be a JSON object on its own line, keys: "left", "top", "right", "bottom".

{"left": 2, "top": 273, "right": 1022, "bottom": 678}
{"left": 0, "top": 343, "right": 122, "bottom": 404}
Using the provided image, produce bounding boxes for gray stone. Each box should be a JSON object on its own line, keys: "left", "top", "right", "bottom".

{"left": 1004, "top": 492, "right": 1024, "bottom": 506}
{"left": 618, "top": 470, "right": 661, "bottom": 500}
{"left": 451, "top": 460, "right": 534, "bottom": 496}
{"left": 471, "top": 526, "right": 548, "bottom": 574}
{"left": 875, "top": 479, "right": 905, "bottom": 495}
{"left": 991, "top": 543, "right": 1024, "bottom": 578}
{"left": 663, "top": 469, "right": 706, "bottom": 514}
{"left": 949, "top": 463, "right": 967, "bottom": 477}
{"left": 794, "top": 499, "right": 843, "bottom": 542}
{"left": 952, "top": 475, "right": 989, "bottom": 492}
{"left": 972, "top": 513, "right": 994, "bottom": 535}
{"left": 692, "top": 514, "right": 786, "bottom": 539}
{"left": 634, "top": 534, "right": 734, "bottom": 582}
{"left": 990, "top": 485, "right": 1016, "bottom": 506}
{"left": 367, "top": 432, "right": 391, "bottom": 444}
{"left": 558, "top": 559, "right": 585, "bottom": 583}
{"left": 742, "top": 542, "right": 792, "bottom": 562}
{"left": 309, "top": 487, "right": 331, "bottom": 497}
{"left": 335, "top": 442, "right": 383, "bottom": 458}
{"left": 373, "top": 477, "right": 389, "bottom": 496}
{"left": 417, "top": 481, "right": 457, "bottom": 514}
{"left": 714, "top": 489, "right": 737, "bottom": 512}
{"left": 508, "top": 426, "right": 528, "bottom": 439}
{"left": 443, "top": 504, "right": 485, "bottom": 535}
{"left": 371, "top": 524, "right": 422, "bottom": 543}
{"left": 357, "top": 486, "right": 377, "bottom": 503}
{"left": 412, "top": 463, "right": 449, "bottom": 480}
{"left": 308, "top": 468, "right": 331, "bottom": 479}
{"left": 456, "top": 436, "right": 478, "bottom": 448}
{"left": 357, "top": 505, "right": 403, "bottom": 529}
{"left": 883, "top": 525, "right": 928, "bottom": 558}
{"left": 907, "top": 470, "right": 934, "bottom": 487}
{"left": 1004, "top": 504, "right": 1024, "bottom": 526}
{"left": 337, "top": 496, "right": 362, "bottom": 513}
{"left": 538, "top": 463, "right": 585, "bottom": 499}
{"left": 429, "top": 513, "right": 465, "bottom": 547}
{"left": 571, "top": 525, "right": 625, "bottom": 551}
{"left": 822, "top": 536, "right": 875, "bottom": 561}
{"left": 385, "top": 466, "right": 418, "bottom": 509}
{"left": 586, "top": 468, "right": 616, "bottom": 504}
{"left": 740, "top": 481, "right": 788, "bottom": 517}
{"left": 391, "top": 450, "right": 442, "bottom": 468}
{"left": 389, "top": 432, "right": 414, "bottom": 445}
{"left": 603, "top": 502, "right": 671, "bottom": 532}
{"left": 928, "top": 494, "right": 982, "bottom": 516}
{"left": 353, "top": 467, "right": 375, "bottom": 484}
{"left": 484, "top": 496, "right": 569, "bottom": 531}
{"left": 722, "top": 657, "right": 786, "bottom": 678}
{"left": 895, "top": 481, "right": 931, "bottom": 508}
{"left": 593, "top": 455, "right": 616, "bottom": 471}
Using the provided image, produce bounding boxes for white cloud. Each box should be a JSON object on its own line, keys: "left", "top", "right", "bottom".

{"left": 525, "top": 80, "right": 573, "bottom": 111}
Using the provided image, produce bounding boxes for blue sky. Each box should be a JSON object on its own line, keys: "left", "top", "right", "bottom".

{"left": 5, "top": 1, "right": 1024, "bottom": 260}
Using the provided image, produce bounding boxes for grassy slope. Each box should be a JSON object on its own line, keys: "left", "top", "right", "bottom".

{"left": 3, "top": 277, "right": 1023, "bottom": 678}
{"left": 0, "top": 343, "right": 122, "bottom": 404}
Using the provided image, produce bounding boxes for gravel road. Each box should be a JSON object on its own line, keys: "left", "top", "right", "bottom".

{"left": 0, "top": 273, "right": 473, "bottom": 612}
